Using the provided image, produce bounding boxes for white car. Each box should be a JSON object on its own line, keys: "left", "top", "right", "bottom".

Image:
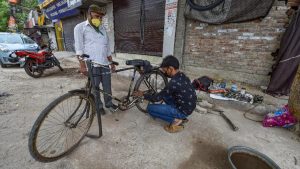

{"left": 0, "top": 32, "right": 40, "bottom": 68}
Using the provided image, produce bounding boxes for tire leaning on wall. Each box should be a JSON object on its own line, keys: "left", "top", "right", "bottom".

{"left": 289, "top": 64, "right": 300, "bottom": 135}
{"left": 289, "top": 64, "right": 300, "bottom": 119}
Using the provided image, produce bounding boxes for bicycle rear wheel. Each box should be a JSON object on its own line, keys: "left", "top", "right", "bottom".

{"left": 134, "top": 70, "right": 168, "bottom": 113}
{"left": 28, "top": 92, "right": 95, "bottom": 162}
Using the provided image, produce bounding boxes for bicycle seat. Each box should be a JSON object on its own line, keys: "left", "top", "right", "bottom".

{"left": 126, "top": 59, "right": 148, "bottom": 66}
{"left": 126, "top": 59, "right": 153, "bottom": 73}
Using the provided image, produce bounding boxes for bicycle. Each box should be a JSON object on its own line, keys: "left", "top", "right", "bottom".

{"left": 28, "top": 55, "right": 168, "bottom": 162}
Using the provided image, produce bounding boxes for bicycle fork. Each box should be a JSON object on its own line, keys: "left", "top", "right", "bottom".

{"left": 85, "top": 60, "right": 103, "bottom": 139}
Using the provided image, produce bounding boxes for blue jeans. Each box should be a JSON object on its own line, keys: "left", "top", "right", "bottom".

{"left": 146, "top": 96, "right": 187, "bottom": 124}
{"left": 92, "top": 66, "right": 113, "bottom": 109}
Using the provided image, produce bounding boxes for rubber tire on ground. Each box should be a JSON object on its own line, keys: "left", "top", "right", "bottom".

{"left": 0, "top": 60, "right": 7, "bottom": 68}
{"left": 24, "top": 59, "right": 44, "bottom": 78}
{"left": 28, "top": 92, "right": 95, "bottom": 162}
{"left": 134, "top": 70, "right": 168, "bottom": 113}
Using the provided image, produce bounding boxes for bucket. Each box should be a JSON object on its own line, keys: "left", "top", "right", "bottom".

{"left": 228, "top": 146, "right": 281, "bottom": 169}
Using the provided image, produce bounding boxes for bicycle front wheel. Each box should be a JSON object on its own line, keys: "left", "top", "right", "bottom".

{"left": 28, "top": 92, "right": 95, "bottom": 162}
{"left": 134, "top": 70, "right": 168, "bottom": 113}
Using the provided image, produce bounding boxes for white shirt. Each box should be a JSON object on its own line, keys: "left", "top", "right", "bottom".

{"left": 74, "top": 20, "right": 112, "bottom": 65}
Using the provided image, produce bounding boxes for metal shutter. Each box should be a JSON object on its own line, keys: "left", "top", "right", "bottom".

{"left": 61, "top": 15, "right": 84, "bottom": 51}
{"left": 113, "top": 0, "right": 165, "bottom": 56}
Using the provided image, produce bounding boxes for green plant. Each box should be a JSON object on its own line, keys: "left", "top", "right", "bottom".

{"left": 14, "top": 0, "right": 38, "bottom": 30}
{"left": 0, "top": 0, "right": 9, "bottom": 32}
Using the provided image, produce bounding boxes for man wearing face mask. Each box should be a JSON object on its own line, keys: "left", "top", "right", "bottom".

{"left": 74, "top": 4, "right": 118, "bottom": 114}
{"left": 133, "top": 55, "right": 197, "bottom": 133}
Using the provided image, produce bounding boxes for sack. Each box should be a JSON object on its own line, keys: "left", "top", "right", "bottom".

{"left": 185, "top": 0, "right": 275, "bottom": 24}
{"left": 192, "top": 76, "right": 213, "bottom": 92}
{"left": 263, "top": 105, "right": 298, "bottom": 128}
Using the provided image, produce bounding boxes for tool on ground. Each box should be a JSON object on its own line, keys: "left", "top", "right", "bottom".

{"left": 196, "top": 101, "right": 239, "bottom": 131}
{"left": 218, "top": 110, "right": 239, "bottom": 131}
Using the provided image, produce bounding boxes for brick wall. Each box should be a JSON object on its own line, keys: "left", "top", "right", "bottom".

{"left": 182, "top": 1, "right": 289, "bottom": 86}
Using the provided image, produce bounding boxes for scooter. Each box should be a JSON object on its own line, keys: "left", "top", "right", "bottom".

{"left": 9, "top": 40, "right": 63, "bottom": 78}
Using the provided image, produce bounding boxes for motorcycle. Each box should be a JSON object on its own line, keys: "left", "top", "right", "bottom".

{"left": 9, "top": 40, "right": 63, "bottom": 78}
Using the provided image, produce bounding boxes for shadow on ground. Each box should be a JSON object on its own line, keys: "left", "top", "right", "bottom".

{"left": 42, "top": 68, "right": 84, "bottom": 79}
{"left": 178, "top": 139, "right": 230, "bottom": 169}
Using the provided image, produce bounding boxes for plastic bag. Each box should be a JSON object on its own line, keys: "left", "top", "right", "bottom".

{"left": 263, "top": 105, "right": 297, "bottom": 128}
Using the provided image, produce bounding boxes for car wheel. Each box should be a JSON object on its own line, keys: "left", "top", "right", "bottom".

{"left": 0, "top": 60, "right": 7, "bottom": 68}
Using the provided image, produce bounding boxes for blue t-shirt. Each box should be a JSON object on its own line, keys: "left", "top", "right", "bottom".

{"left": 144, "top": 72, "right": 197, "bottom": 115}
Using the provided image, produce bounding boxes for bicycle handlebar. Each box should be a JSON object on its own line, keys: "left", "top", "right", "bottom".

{"left": 79, "top": 54, "right": 119, "bottom": 67}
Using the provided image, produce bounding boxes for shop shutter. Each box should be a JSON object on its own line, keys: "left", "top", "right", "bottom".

{"left": 61, "top": 15, "right": 84, "bottom": 51}
{"left": 113, "top": 0, "right": 165, "bottom": 56}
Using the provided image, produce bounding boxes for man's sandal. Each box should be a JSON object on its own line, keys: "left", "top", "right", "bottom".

{"left": 164, "top": 123, "right": 184, "bottom": 133}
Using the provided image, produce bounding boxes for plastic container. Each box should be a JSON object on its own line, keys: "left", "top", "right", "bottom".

{"left": 231, "top": 84, "right": 238, "bottom": 92}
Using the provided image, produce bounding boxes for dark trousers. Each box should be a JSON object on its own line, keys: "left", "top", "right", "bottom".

{"left": 146, "top": 96, "right": 187, "bottom": 124}
{"left": 92, "top": 66, "right": 113, "bottom": 109}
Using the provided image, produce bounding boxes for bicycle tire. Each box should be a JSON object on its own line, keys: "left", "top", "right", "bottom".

{"left": 134, "top": 70, "right": 168, "bottom": 113}
{"left": 28, "top": 92, "right": 95, "bottom": 162}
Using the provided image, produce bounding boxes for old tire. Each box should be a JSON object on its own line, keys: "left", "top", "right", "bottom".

{"left": 0, "top": 60, "right": 7, "bottom": 68}
{"left": 289, "top": 65, "right": 300, "bottom": 120}
{"left": 24, "top": 59, "right": 43, "bottom": 78}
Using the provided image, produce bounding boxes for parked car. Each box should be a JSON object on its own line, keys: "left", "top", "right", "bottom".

{"left": 0, "top": 32, "right": 40, "bottom": 68}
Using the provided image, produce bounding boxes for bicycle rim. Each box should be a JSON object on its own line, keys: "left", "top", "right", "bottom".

{"left": 29, "top": 92, "right": 95, "bottom": 162}
{"left": 134, "top": 70, "right": 168, "bottom": 113}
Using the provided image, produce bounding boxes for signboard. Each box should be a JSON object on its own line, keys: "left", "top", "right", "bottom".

{"left": 67, "top": 0, "right": 82, "bottom": 9}
{"left": 39, "top": 0, "right": 56, "bottom": 8}
{"left": 44, "top": 0, "right": 79, "bottom": 20}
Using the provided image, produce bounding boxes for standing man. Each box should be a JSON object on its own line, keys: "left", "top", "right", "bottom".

{"left": 74, "top": 4, "right": 118, "bottom": 114}
{"left": 133, "top": 55, "right": 197, "bottom": 133}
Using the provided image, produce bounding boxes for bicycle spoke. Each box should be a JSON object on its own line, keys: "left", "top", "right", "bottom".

{"left": 53, "top": 108, "right": 67, "bottom": 121}
{"left": 47, "top": 114, "right": 64, "bottom": 124}
{"left": 37, "top": 127, "right": 66, "bottom": 153}
{"left": 135, "top": 71, "right": 167, "bottom": 113}
{"left": 40, "top": 128, "right": 67, "bottom": 156}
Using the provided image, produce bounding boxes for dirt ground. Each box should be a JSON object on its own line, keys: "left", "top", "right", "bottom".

{"left": 0, "top": 53, "right": 300, "bottom": 169}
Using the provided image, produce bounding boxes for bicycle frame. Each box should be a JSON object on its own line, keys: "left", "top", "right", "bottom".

{"left": 28, "top": 57, "right": 168, "bottom": 162}
{"left": 65, "top": 59, "right": 163, "bottom": 139}
{"left": 67, "top": 60, "right": 142, "bottom": 138}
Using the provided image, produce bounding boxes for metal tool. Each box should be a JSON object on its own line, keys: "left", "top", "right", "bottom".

{"left": 196, "top": 101, "right": 239, "bottom": 131}
{"left": 217, "top": 110, "right": 239, "bottom": 131}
